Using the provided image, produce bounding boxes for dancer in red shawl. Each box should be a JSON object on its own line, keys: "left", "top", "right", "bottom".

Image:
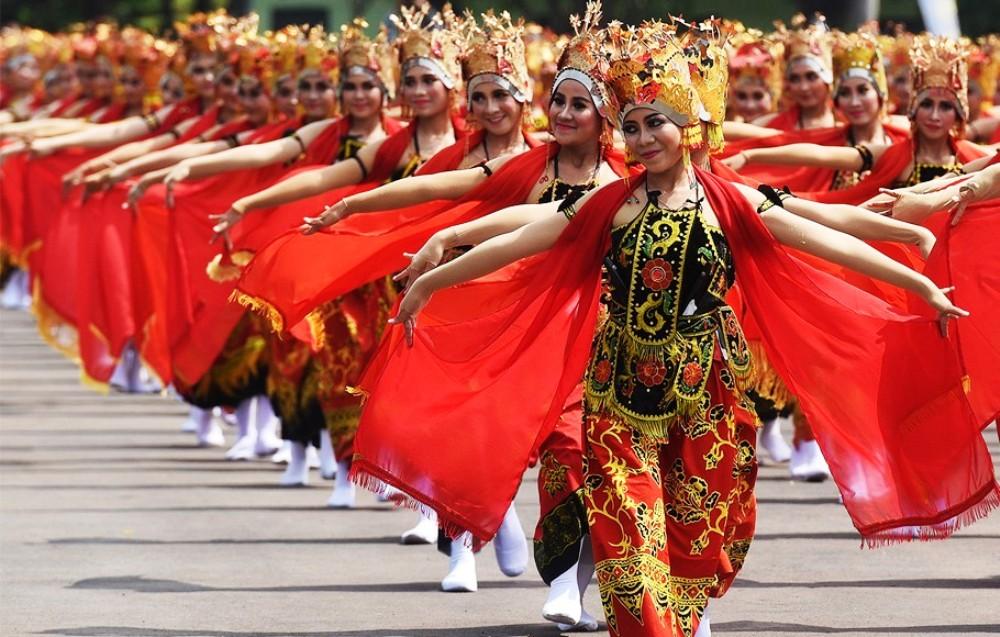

{"left": 725, "top": 27, "right": 782, "bottom": 124}
{"left": 285, "top": 7, "right": 627, "bottom": 613}
{"left": 351, "top": 23, "right": 993, "bottom": 637}
{"left": 749, "top": 14, "right": 837, "bottom": 131}
{"left": 159, "top": 23, "right": 399, "bottom": 459}
{"left": 204, "top": 5, "right": 467, "bottom": 488}
{"left": 725, "top": 36, "right": 990, "bottom": 204}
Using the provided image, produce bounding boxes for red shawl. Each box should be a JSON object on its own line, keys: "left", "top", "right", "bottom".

{"left": 164, "top": 118, "right": 411, "bottom": 385}
{"left": 722, "top": 123, "right": 910, "bottom": 192}
{"left": 129, "top": 116, "right": 356, "bottom": 383}
{"left": 351, "top": 168, "right": 998, "bottom": 546}
{"left": 235, "top": 141, "right": 629, "bottom": 333}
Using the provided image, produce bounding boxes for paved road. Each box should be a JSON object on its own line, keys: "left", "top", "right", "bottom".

{"left": 1, "top": 307, "right": 998, "bottom": 637}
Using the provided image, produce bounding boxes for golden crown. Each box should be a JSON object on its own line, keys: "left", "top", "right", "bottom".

{"left": 679, "top": 18, "right": 729, "bottom": 153}
{"left": 832, "top": 27, "right": 888, "bottom": 98}
{"left": 909, "top": 34, "right": 969, "bottom": 119}
{"left": 604, "top": 21, "right": 703, "bottom": 150}
{"left": 775, "top": 13, "right": 833, "bottom": 83}
{"left": 727, "top": 26, "right": 783, "bottom": 104}
{"left": 390, "top": 3, "right": 463, "bottom": 90}
{"left": 462, "top": 11, "right": 531, "bottom": 103}
{"left": 970, "top": 35, "right": 1000, "bottom": 101}
{"left": 338, "top": 19, "right": 396, "bottom": 98}
{"left": 300, "top": 25, "right": 338, "bottom": 82}
{"left": 553, "top": 1, "right": 611, "bottom": 117}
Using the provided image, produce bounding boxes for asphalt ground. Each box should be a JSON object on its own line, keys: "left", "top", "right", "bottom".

{"left": 1, "top": 307, "right": 998, "bottom": 637}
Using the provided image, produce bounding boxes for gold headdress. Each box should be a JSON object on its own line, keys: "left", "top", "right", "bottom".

{"left": 832, "top": 27, "right": 888, "bottom": 99}
{"left": 605, "top": 21, "right": 704, "bottom": 153}
{"left": 338, "top": 19, "right": 396, "bottom": 99}
{"left": 552, "top": 1, "right": 611, "bottom": 118}
{"left": 390, "top": 3, "right": 463, "bottom": 91}
{"left": 679, "top": 18, "right": 729, "bottom": 153}
{"left": 775, "top": 13, "right": 833, "bottom": 84}
{"left": 909, "top": 34, "right": 969, "bottom": 120}
{"left": 300, "top": 25, "right": 338, "bottom": 83}
{"left": 970, "top": 35, "right": 1000, "bottom": 104}
{"left": 462, "top": 11, "right": 531, "bottom": 106}
{"left": 727, "top": 25, "right": 783, "bottom": 105}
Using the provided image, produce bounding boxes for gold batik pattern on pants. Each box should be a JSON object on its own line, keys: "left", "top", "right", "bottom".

{"left": 312, "top": 277, "right": 396, "bottom": 462}
{"left": 584, "top": 363, "right": 757, "bottom": 637}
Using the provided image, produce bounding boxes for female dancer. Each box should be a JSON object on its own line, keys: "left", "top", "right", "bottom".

{"left": 155, "top": 22, "right": 399, "bottom": 460}
{"left": 752, "top": 14, "right": 837, "bottom": 130}
{"left": 187, "top": 5, "right": 466, "bottom": 488}
{"left": 350, "top": 25, "right": 985, "bottom": 637}
{"left": 235, "top": 4, "right": 623, "bottom": 613}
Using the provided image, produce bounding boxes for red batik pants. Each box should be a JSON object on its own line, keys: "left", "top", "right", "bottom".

{"left": 583, "top": 367, "right": 758, "bottom": 637}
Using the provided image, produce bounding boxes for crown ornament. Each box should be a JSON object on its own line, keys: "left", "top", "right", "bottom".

{"left": 461, "top": 11, "right": 531, "bottom": 106}
{"left": 832, "top": 27, "right": 888, "bottom": 99}
{"left": 552, "top": 1, "right": 611, "bottom": 118}
{"left": 727, "top": 25, "right": 783, "bottom": 107}
{"left": 338, "top": 19, "right": 396, "bottom": 99}
{"left": 604, "top": 21, "right": 704, "bottom": 153}
{"left": 908, "top": 34, "right": 969, "bottom": 120}
{"left": 390, "top": 3, "right": 463, "bottom": 91}
{"left": 970, "top": 35, "right": 1000, "bottom": 104}
{"left": 678, "top": 18, "right": 729, "bottom": 153}
{"left": 775, "top": 13, "right": 833, "bottom": 84}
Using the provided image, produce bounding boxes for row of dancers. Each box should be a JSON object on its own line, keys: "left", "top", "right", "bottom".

{"left": 2, "top": 4, "right": 999, "bottom": 636}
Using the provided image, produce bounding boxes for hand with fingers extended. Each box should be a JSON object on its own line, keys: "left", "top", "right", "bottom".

{"left": 945, "top": 182, "right": 980, "bottom": 226}
{"left": 921, "top": 284, "right": 970, "bottom": 337}
{"left": 393, "top": 235, "right": 447, "bottom": 293}
{"left": 163, "top": 164, "right": 191, "bottom": 210}
{"left": 208, "top": 204, "right": 245, "bottom": 249}
{"left": 387, "top": 277, "right": 433, "bottom": 347}
{"left": 300, "top": 199, "right": 349, "bottom": 235}
{"left": 912, "top": 225, "right": 936, "bottom": 259}
{"left": 868, "top": 188, "right": 949, "bottom": 223}
{"left": 125, "top": 175, "right": 154, "bottom": 211}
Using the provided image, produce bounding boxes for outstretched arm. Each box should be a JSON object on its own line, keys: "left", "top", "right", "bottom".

{"left": 722, "top": 120, "right": 782, "bottom": 141}
{"left": 740, "top": 188, "right": 967, "bottom": 323}
{"left": 863, "top": 163, "right": 1000, "bottom": 225}
{"left": 755, "top": 188, "right": 936, "bottom": 257}
{"left": 724, "top": 142, "right": 879, "bottom": 172}
{"left": 299, "top": 155, "right": 514, "bottom": 234}
{"left": 391, "top": 201, "right": 560, "bottom": 289}
{"left": 99, "top": 138, "right": 231, "bottom": 186}
{"left": 172, "top": 119, "right": 334, "bottom": 183}
{"left": 392, "top": 208, "right": 570, "bottom": 344}
{"left": 28, "top": 105, "right": 174, "bottom": 154}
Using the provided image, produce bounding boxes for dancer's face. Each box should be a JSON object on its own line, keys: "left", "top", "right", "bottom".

{"left": 341, "top": 69, "right": 383, "bottom": 121}
{"left": 215, "top": 68, "right": 239, "bottom": 103}
{"left": 548, "top": 79, "right": 600, "bottom": 147}
{"left": 238, "top": 77, "right": 271, "bottom": 124}
{"left": 273, "top": 76, "right": 297, "bottom": 118}
{"left": 44, "top": 67, "right": 73, "bottom": 101}
{"left": 401, "top": 66, "right": 449, "bottom": 118}
{"left": 187, "top": 55, "right": 217, "bottom": 99}
{"left": 835, "top": 76, "right": 880, "bottom": 127}
{"left": 786, "top": 59, "right": 829, "bottom": 109}
{"left": 120, "top": 66, "right": 146, "bottom": 105}
{"left": 297, "top": 71, "right": 335, "bottom": 120}
{"left": 160, "top": 75, "right": 185, "bottom": 106}
{"left": 621, "top": 107, "right": 683, "bottom": 173}
{"left": 469, "top": 80, "right": 521, "bottom": 138}
{"left": 730, "top": 78, "right": 772, "bottom": 120}
{"left": 914, "top": 88, "right": 959, "bottom": 142}
{"left": 10, "top": 56, "right": 40, "bottom": 90}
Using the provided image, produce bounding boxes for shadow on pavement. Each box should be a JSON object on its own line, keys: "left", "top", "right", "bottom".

{"left": 69, "top": 575, "right": 548, "bottom": 594}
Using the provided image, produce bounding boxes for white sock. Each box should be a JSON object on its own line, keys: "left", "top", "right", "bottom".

{"left": 224, "top": 398, "right": 257, "bottom": 460}
{"left": 318, "top": 429, "right": 337, "bottom": 479}
{"left": 253, "top": 396, "right": 281, "bottom": 455}
{"left": 493, "top": 503, "right": 528, "bottom": 577}
{"left": 694, "top": 608, "right": 711, "bottom": 637}
{"left": 195, "top": 407, "right": 224, "bottom": 447}
{"left": 326, "top": 459, "right": 356, "bottom": 508}
{"left": 272, "top": 440, "right": 292, "bottom": 464}
{"left": 441, "top": 533, "right": 477, "bottom": 592}
{"left": 401, "top": 511, "right": 438, "bottom": 545}
{"left": 543, "top": 534, "right": 592, "bottom": 627}
{"left": 279, "top": 441, "right": 310, "bottom": 486}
